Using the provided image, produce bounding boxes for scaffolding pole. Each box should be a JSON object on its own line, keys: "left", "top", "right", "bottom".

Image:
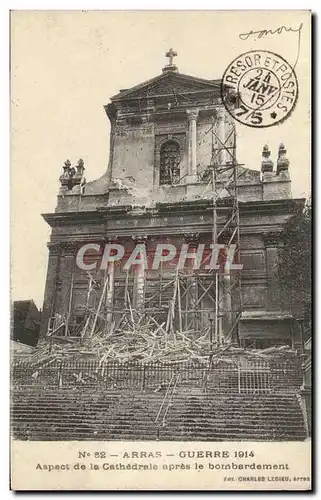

{"left": 208, "top": 115, "right": 243, "bottom": 346}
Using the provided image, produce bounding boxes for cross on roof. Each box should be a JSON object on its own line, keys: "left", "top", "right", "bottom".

{"left": 165, "top": 48, "right": 177, "bottom": 66}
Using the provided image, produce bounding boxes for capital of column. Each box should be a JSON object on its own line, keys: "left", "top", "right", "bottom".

{"left": 263, "top": 232, "right": 280, "bottom": 248}
{"left": 105, "top": 236, "right": 119, "bottom": 244}
{"left": 132, "top": 235, "right": 149, "bottom": 245}
{"left": 218, "top": 228, "right": 236, "bottom": 246}
{"left": 184, "top": 232, "right": 200, "bottom": 246}
{"left": 47, "top": 241, "right": 76, "bottom": 255}
{"left": 61, "top": 241, "right": 77, "bottom": 255}
{"left": 186, "top": 109, "right": 199, "bottom": 121}
{"left": 47, "top": 242, "right": 62, "bottom": 256}
{"left": 216, "top": 107, "right": 226, "bottom": 121}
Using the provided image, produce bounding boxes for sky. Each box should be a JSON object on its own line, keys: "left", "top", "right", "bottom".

{"left": 10, "top": 10, "right": 311, "bottom": 308}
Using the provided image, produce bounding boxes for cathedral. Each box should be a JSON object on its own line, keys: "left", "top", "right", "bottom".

{"left": 12, "top": 50, "right": 310, "bottom": 445}
{"left": 40, "top": 50, "right": 304, "bottom": 349}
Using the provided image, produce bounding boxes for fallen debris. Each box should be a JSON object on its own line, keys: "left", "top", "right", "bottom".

{"left": 15, "top": 271, "right": 298, "bottom": 370}
{"left": 22, "top": 309, "right": 298, "bottom": 369}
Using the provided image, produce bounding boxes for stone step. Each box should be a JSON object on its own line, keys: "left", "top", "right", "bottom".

{"left": 12, "top": 407, "right": 299, "bottom": 417}
{"left": 12, "top": 417, "right": 305, "bottom": 429}
{"left": 11, "top": 397, "right": 300, "bottom": 408}
{"left": 12, "top": 388, "right": 298, "bottom": 396}
{"left": 11, "top": 387, "right": 306, "bottom": 442}
{"left": 11, "top": 408, "right": 298, "bottom": 425}
{"left": 12, "top": 402, "right": 300, "bottom": 413}
{"left": 11, "top": 395, "right": 298, "bottom": 403}
{"left": 12, "top": 389, "right": 298, "bottom": 397}
{"left": 12, "top": 412, "right": 300, "bottom": 423}
{"left": 13, "top": 431, "right": 307, "bottom": 442}
{"left": 11, "top": 410, "right": 304, "bottom": 424}
{"left": 12, "top": 424, "right": 305, "bottom": 438}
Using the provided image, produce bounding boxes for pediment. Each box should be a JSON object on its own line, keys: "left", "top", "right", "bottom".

{"left": 111, "top": 73, "right": 220, "bottom": 101}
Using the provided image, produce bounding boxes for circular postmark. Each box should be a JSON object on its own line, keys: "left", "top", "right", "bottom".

{"left": 221, "top": 50, "right": 298, "bottom": 128}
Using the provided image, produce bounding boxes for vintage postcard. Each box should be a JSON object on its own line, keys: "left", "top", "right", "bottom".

{"left": 10, "top": 10, "right": 311, "bottom": 490}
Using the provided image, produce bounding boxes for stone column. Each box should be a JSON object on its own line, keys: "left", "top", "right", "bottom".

{"left": 104, "top": 238, "right": 117, "bottom": 327}
{"left": 40, "top": 243, "right": 62, "bottom": 337}
{"left": 132, "top": 235, "right": 148, "bottom": 311}
{"left": 186, "top": 109, "right": 199, "bottom": 183}
{"left": 60, "top": 242, "right": 76, "bottom": 335}
{"left": 105, "top": 103, "right": 117, "bottom": 183}
{"left": 217, "top": 108, "right": 226, "bottom": 165}
{"left": 219, "top": 236, "right": 233, "bottom": 342}
{"left": 264, "top": 233, "right": 281, "bottom": 311}
{"left": 183, "top": 233, "right": 200, "bottom": 332}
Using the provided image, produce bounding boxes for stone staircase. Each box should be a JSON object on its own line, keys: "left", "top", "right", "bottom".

{"left": 11, "top": 386, "right": 307, "bottom": 441}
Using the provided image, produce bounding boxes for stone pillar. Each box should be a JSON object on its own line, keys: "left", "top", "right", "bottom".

{"left": 217, "top": 108, "right": 226, "bottom": 165}
{"left": 219, "top": 236, "right": 233, "bottom": 342}
{"left": 105, "top": 238, "right": 116, "bottom": 326}
{"left": 186, "top": 109, "right": 199, "bottom": 183}
{"left": 40, "top": 243, "right": 62, "bottom": 337}
{"left": 60, "top": 242, "right": 76, "bottom": 334}
{"left": 132, "top": 235, "right": 148, "bottom": 311}
{"left": 105, "top": 103, "right": 117, "bottom": 183}
{"left": 264, "top": 233, "right": 281, "bottom": 311}
{"left": 183, "top": 233, "right": 200, "bottom": 332}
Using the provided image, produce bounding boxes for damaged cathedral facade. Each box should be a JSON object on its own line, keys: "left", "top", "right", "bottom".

{"left": 41, "top": 51, "right": 304, "bottom": 349}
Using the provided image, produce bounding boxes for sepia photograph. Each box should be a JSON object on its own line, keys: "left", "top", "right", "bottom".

{"left": 10, "top": 10, "right": 311, "bottom": 490}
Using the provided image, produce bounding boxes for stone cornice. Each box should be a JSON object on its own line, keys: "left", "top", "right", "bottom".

{"left": 154, "top": 198, "right": 305, "bottom": 215}
{"left": 42, "top": 211, "right": 107, "bottom": 227}
{"left": 42, "top": 198, "right": 305, "bottom": 228}
{"left": 46, "top": 222, "right": 288, "bottom": 244}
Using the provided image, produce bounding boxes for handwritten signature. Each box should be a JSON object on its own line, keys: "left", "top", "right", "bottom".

{"left": 239, "top": 23, "right": 303, "bottom": 41}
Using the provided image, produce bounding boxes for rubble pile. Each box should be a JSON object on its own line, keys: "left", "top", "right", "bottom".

{"left": 25, "top": 312, "right": 297, "bottom": 368}
{"left": 18, "top": 272, "right": 298, "bottom": 368}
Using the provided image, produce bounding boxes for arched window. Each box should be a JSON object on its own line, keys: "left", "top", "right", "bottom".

{"left": 160, "top": 140, "right": 180, "bottom": 185}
